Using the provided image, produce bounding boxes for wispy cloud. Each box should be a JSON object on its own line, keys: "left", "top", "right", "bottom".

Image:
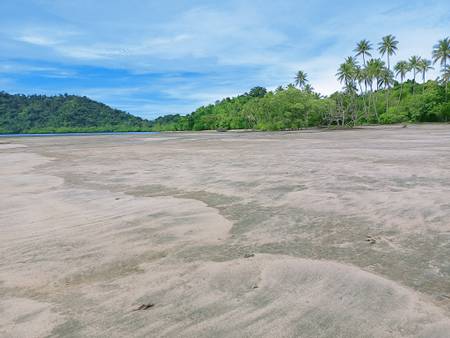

{"left": 16, "top": 34, "right": 59, "bottom": 46}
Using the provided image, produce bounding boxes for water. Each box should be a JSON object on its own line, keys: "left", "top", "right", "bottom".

{"left": 0, "top": 131, "right": 160, "bottom": 138}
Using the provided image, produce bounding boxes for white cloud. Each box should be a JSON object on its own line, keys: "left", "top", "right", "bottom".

{"left": 17, "top": 34, "right": 58, "bottom": 46}
{"left": 0, "top": 62, "right": 76, "bottom": 78}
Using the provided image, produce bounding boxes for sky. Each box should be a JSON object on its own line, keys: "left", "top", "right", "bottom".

{"left": 0, "top": 0, "right": 449, "bottom": 119}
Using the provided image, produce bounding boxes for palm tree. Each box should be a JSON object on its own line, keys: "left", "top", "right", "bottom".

{"left": 409, "top": 56, "right": 421, "bottom": 94}
{"left": 365, "top": 59, "right": 376, "bottom": 92}
{"left": 378, "top": 35, "right": 398, "bottom": 113}
{"left": 304, "top": 84, "right": 314, "bottom": 94}
{"left": 366, "top": 58, "right": 385, "bottom": 90}
{"left": 418, "top": 59, "right": 433, "bottom": 91}
{"left": 354, "top": 40, "right": 373, "bottom": 66}
{"left": 354, "top": 66, "right": 365, "bottom": 94}
{"left": 354, "top": 39, "right": 372, "bottom": 96}
{"left": 432, "top": 37, "right": 450, "bottom": 68}
{"left": 394, "top": 61, "right": 410, "bottom": 103}
{"left": 378, "top": 35, "right": 399, "bottom": 71}
{"left": 441, "top": 65, "right": 450, "bottom": 84}
{"left": 433, "top": 38, "right": 450, "bottom": 98}
{"left": 366, "top": 58, "right": 385, "bottom": 121}
{"left": 380, "top": 68, "right": 394, "bottom": 112}
{"left": 441, "top": 66, "right": 450, "bottom": 100}
{"left": 336, "top": 57, "right": 359, "bottom": 125}
{"left": 354, "top": 65, "right": 369, "bottom": 118}
{"left": 294, "top": 71, "right": 308, "bottom": 90}
{"left": 336, "top": 58, "right": 357, "bottom": 89}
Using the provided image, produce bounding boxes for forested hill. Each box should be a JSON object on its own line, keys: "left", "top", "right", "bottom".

{"left": 0, "top": 92, "right": 152, "bottom": 134}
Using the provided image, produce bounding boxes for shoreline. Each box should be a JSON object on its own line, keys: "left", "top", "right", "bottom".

{"left": 2, "top": 122, "right": 449, "bottom": 138}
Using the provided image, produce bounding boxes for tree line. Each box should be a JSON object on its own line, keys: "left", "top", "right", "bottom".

{"left": 153, "top": 36, "right": 449, "bottom": 131}
{"left": 327, "top": 36, "right": 449, "bottom": 125}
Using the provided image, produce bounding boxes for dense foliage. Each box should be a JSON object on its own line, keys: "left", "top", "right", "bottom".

{"left": 329, "top": 36, "right": 450, "bottom": 126}
{"left": 153, "top": 36, "right": 449, "bottom": 131}
{"left": 151, "top": 80, "right": 449, "bottom": 131}
{"left": 152, "top": 86, "right": 329, "bottom": 131}
{"left": 0, "top": 92, "right": 151, "bottom": 134}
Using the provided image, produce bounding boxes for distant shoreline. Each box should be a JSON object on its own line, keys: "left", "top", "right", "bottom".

{"left": 0, "top": 131, "right": 160, "bottom": 138}
{"left": 2, "top": 123, "right": 449, "bottom": 138}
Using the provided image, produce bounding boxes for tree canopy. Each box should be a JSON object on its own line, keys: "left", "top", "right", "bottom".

{"left": 0, "top": 92, "right": 152, "bottom": 134}
{"left": 152, "top": 36, "right": 449, "bottom": 131}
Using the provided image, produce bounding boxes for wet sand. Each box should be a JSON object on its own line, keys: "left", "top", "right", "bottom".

{"left": 1, "top": 125, "right": 450, "bottom": 337}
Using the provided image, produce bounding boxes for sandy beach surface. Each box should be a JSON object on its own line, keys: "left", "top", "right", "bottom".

{"left": 1, "top": 124, "right": 450, "bottom": 337}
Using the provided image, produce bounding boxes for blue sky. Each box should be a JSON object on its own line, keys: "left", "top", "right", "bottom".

{"left": 0, "top": 0, "right": 449, "bottom": 119}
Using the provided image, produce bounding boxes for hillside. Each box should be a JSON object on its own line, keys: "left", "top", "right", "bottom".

{"left": 0, "top": 92, "right": 152, "bottom": 134}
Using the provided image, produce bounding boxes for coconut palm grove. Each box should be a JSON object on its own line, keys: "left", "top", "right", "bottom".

{"left": 0, "top": 36, "right": 449, "bottom": 133}
{"left": 151, "top": 36, "right": 449, "bottom": 131}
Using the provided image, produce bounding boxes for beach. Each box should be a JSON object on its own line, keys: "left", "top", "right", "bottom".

{"left": 1, "top": 125, "right": 450, "bottom": 337}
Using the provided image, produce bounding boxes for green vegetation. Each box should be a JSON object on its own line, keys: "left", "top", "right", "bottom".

{"left": 152, "top": 86, "right": 329, "bottom": 131}
{"left": 0, "top": 92, "right": 152, "bottom": 134}
{"left": 1, "top": 36, "right": 448, "bottom": 134}
{"left": 153, "top": 36, "right": 449, "bottom": 131}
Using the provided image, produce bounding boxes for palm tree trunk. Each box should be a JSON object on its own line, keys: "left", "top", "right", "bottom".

{"left": 398, "top": 81, "right": 403, "bottom": 106}
{"left": 386, "top": 86, "right": 389, "bottom": 113}
{"left": 422, "top": 71, "right": 426, "bottom": 93}
{"left": 387, "top": 55, "right": 390, "bottom": 73}
{"left": 371, "top": 81, "right": 379, "bottom": 122}
{"left": 373, "top": 96, "right": 379, "bottom": 122}
{"left": 446, "top": 81, "right": 448, "bottom": 101}
{"left": 357, "top": 81, "right": 367, "bottom": 120}
{"left": 445, "top": 60, "right": 448, "bottom": 101}
{"left": 363, "top": 55, "right": 368, "bottom": 107}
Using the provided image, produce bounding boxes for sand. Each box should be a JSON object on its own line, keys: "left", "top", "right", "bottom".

{"left": 0, "top": 124, "right": 449, "bottom": 337}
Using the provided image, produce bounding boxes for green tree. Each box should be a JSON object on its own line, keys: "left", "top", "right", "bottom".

{"left": 336, "top": 57, "right": 359, "bottom": 124}
{"left": 379, "top": 68, "right": 394, "bottom": 112}
{"left": 365, "top": 58, "right": 386, "bottom": 121}
{"left": 304, "top": 84, "right": 314, "bottom": 94}
{"left": 354, "top": 39, "right": 372, "bottom": 96}
{"left": 394, "top": 61, "right": 410, "bottom": 103}
{"left": 442, "top": 66, "right": 450, "bottom": 82}
{"left": 432, "top": 37, "right": 450, "bottom": 68}
{"left": 336, "top": 57, "right": 357, "bottom": 89}
{"left": 418, "top": 59, "right": 434, "bottom": 91}
{"left": 354, "top": 39, "right": 372, "bottom": 66}
{"left": 294, "top": 71, "right": 308, "bottom": 89}
{"left": 433, "top": 38, "right": 450, "bottom": 98}
{"left": 248, "top": 87, "right": 267, "bottom": 98}
{"left": 378, "top": 35, "right": 399, "bottom": 72}
{"left": 409, "top": 56, "right": 421, "bottom": 94}
{"left": 378, "top": 35, "right": 399, "bottom": 113}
